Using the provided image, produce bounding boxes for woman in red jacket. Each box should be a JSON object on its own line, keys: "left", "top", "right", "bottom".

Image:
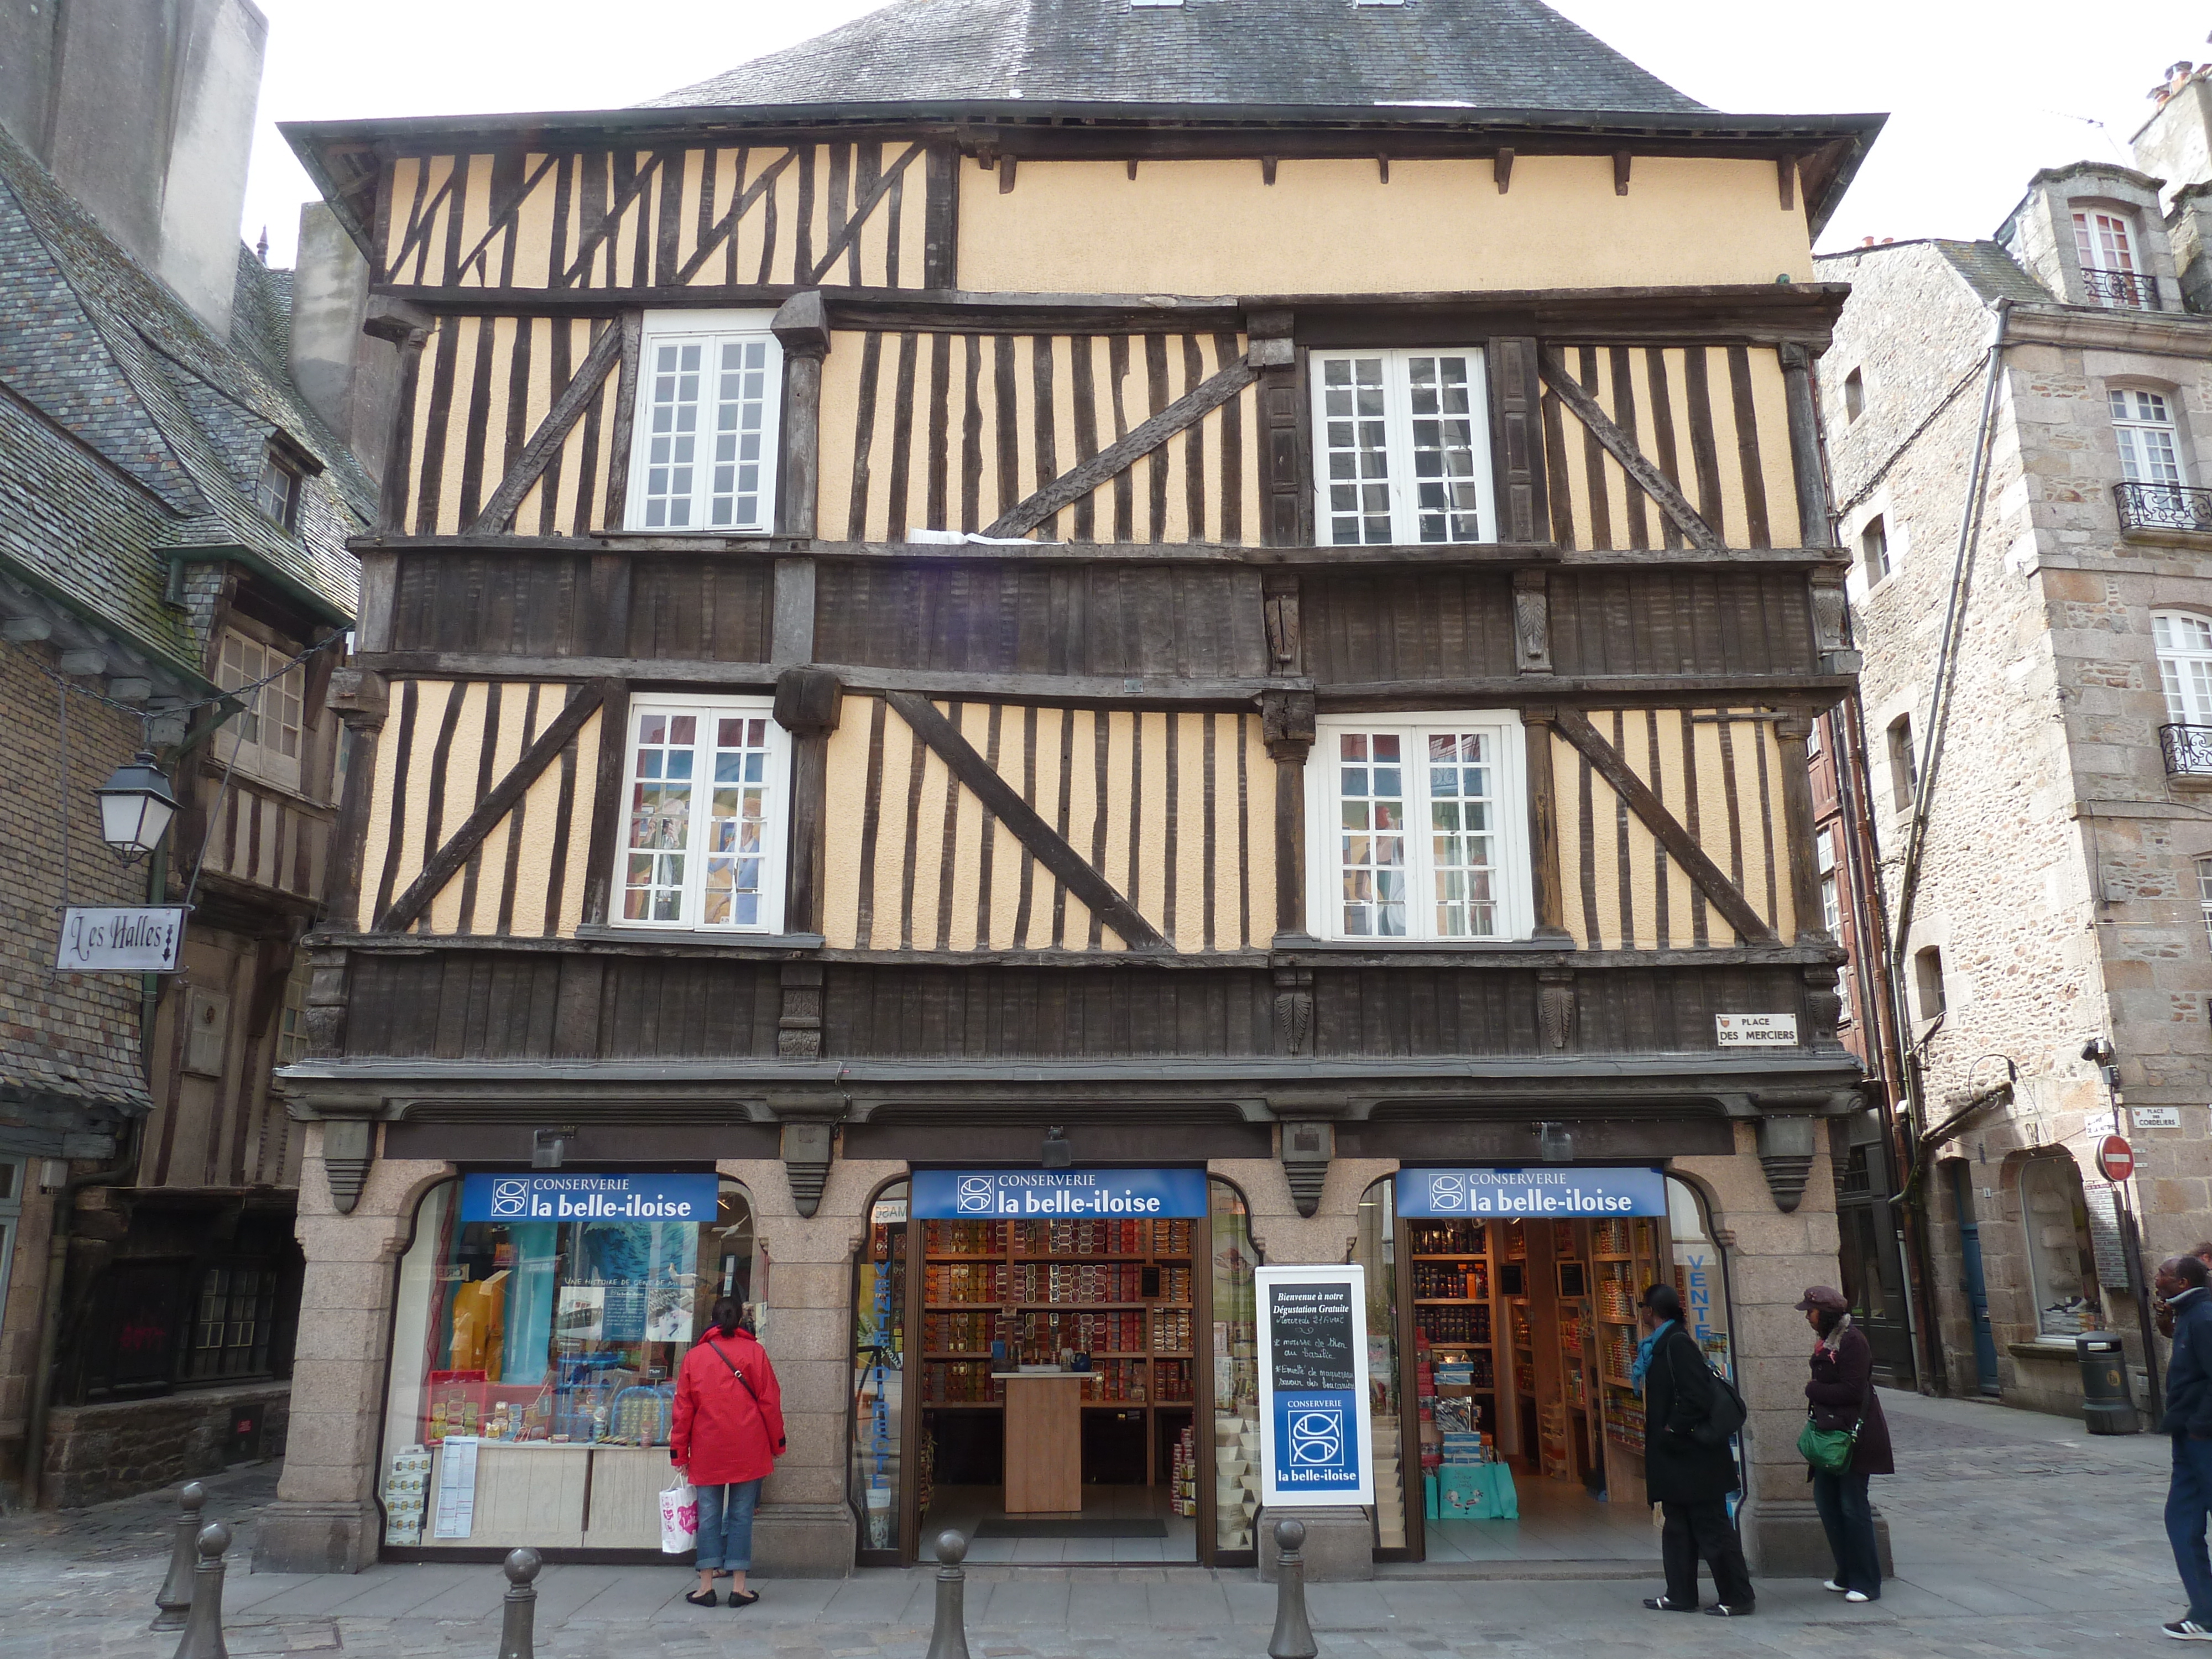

{"left": 671, "top": 1298, "right": 785, "bottom": 1608}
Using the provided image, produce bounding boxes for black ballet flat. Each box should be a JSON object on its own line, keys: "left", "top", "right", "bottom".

{"left": 684, "top": 1588, "right": 718, "bottom": 1608}
{"left": 729, "top": 1589, "right": 760, "bottom": 1609}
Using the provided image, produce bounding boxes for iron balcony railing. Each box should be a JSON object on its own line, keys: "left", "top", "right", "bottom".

{"left": 2080, "top": 266, "right": 2162, "bottom": 309}
{"left": 2116, "top": 481, "right": 2212, "bottom": 534}
{"left": 2161, "top": 723, "right": 2212, "bottom": 778}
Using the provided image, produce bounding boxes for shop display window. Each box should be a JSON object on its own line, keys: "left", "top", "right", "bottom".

{"left": 1210, "top": 1180, "right": 1260, "bottom": 1557}
{"left": 381, "top": 1177, "right": 764, "bottom": 1550}
{"left": 852, "top": 1181, "right": 909, "bottom": 1559}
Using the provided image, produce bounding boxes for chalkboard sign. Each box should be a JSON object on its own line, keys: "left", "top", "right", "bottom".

{"left": 1255, "top": 1265, "right": 1373, "bottom": 1507}
{"left": 1266, "top": 1282, "right": 1356, "bottom": 1391}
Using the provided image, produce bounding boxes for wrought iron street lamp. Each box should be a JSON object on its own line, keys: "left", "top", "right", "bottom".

{"left": 94, "top": 750, "right": 178, "bottom": 860}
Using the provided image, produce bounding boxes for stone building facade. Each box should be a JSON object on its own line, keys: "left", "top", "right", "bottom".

{"left": 1817, "top": 67, "right": 2212, "bottom": 1416}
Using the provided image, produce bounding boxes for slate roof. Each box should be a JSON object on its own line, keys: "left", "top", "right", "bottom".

{"left": 649, "top": 0, "right": 1708, "bottom": 115}
{"left": 0, "top": 122, "right": 370, "bottom": 675}
{"left": 1815, "top": 238, "right": 2056, "bottom": 307}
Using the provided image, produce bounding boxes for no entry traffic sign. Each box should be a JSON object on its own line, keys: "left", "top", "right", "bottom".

{"left": 2096, "top": 1134, "right": 2135, "bottom": 1183}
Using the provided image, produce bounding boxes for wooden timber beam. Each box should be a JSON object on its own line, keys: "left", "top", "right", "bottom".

{"left": 806, "top": 144, "right": 926, "bottom": 283}
{"left": 982, "top": 350, "right": 1269, "bottom": 539}
{"left": 1549, "top": 707, "right": 1777, "bottom": 945}
{"left": 373, "top": 679, "right": 612, "bottom": 932}
{"left": 1536, "top": 346, "right": 1725, "bottom": 554}
{"left": 462, "top": 319, "right": 628, "bottom": 537}
{"left": 885, "top": 690, "right": 1168, "bottom": 950}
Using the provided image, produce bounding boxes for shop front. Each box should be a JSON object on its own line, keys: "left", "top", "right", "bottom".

{"left": 376, "top": 1170, "right": 766, "bottom": 1556}
{"left": 849, "top": 1167, "right": 1265, "bottom": 1567}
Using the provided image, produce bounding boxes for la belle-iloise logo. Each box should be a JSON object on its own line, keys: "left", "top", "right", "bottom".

{"left": 956, "top": 1176, "right": 997, "bottom": 1214}
{"left": 1427, "top": 1173, "right": 1468, "bottom": 1212}
{"left": 1287, "top": 1406, "right": 1345, "bottom": 1466}
{"left": 490, "top": 1178, "right": 530, "bottom": 1218}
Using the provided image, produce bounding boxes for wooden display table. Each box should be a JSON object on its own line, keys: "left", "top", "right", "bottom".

{"left": 997, "top": 1371, "right": 1083, "bottom": 1512}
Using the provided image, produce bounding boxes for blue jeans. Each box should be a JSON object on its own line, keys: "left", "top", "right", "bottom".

{"left": 2169, "top": 1436, "right": 2212, "bottom": 1623}
{"left": 1811, "top": 1468, "right": 1880, "bottom": 1597}
{"left": 694, "top": 1479, "right": 762, "bottom": 1573}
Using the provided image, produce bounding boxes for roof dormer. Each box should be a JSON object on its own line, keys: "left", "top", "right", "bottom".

{"left": 1996, "top": 162, "right": 2177, "bottom": 311}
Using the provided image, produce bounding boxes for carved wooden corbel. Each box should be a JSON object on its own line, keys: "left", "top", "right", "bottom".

{"left": 1280, "top": 1120, "right": 1333, "bottom": 1219}
{"left": 1511, "top": 568, "right": 1552, "bottom": 674}
{"left": 1537, "top": 966, "right": 1575, "bottom": 1050}
{"left": 1273, "top": 966, "right": 1314, "bottom": 1058}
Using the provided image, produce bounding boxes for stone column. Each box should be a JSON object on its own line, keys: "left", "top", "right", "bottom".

{"left": 1672, "top": 1127, "right": 1846, "bottom": 1577}
{"left": 256, "top": 1126, "right": 448, "bottom": 1574}
{"left": 1212, "top": 1155, "right": 1398, "bottom": 1583}
{"left": 720, "top": 1155, "right": 904, "bottom": 1577}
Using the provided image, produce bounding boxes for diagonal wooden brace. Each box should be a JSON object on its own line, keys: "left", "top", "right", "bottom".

{"left": 375, "top": 680, "right": 612, "bottom": 932}
{"left": 1550, "top": 707, "right": 1776, "bottom": 944}
{"left": 886, "top": 691, "right": 1168, "bottom": 950}
{"left": 983, "top": 354, "right": 1262, "bottom": 540}
{"left": 1536, "top": 346, "right": 1724, "bottom": 552}
{"left": 463, "top": 321, "right": 628, "bottom": 536}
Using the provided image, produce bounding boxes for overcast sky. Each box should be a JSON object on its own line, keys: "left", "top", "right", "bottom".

{"left": 242, "top": 0, "right": 2204, "bottom": 268}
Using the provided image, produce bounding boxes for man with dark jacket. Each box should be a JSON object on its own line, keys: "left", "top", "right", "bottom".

{"left": 1638, "top": 1283, "right": 1754, "bottom": 1616}
{"left": 2159, "top": 1253, "right": 2212, "bottom": 1641}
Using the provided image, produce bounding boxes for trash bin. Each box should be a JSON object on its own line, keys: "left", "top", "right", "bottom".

{"left": 2076, "top": 1333, "right": 2140, "bottom": 1434}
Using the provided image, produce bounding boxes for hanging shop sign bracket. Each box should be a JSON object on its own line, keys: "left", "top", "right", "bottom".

{"left": 1255, "top": 1264, "right": 1373, "bottom": 1508}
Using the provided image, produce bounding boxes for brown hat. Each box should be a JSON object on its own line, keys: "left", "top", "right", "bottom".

{"left": 1794, "top": 1286, "right": 1848, "bottom": 1312}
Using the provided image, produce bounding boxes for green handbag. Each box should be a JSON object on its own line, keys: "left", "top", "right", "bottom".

{"left": 1797, "top": 1412, "right": 1861, "bottom": 1472}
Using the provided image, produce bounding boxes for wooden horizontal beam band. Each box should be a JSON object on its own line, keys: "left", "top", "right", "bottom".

{"left": 373, "top": 679, "right": 611, "bottom": 933}
{"left": 1550, "top": 706, "right": 1776, "bottom": 945}
{"left": 886, "top": 689, "right": 1169, "bottom": 951}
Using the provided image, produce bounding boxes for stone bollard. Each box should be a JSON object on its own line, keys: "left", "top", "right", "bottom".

{"left": 172, "top": 1520, "right": 233, "bottom": 1659}
{"left": 1267, "top": 1519, "right": 1317, "bottom": 1659}
{"left": 923, "top": 1528, "right": 971, "bottom": 1659}
{"left": 153, "top": 1481, "right": 207, "bottom": 1631}
{"left": 497, "top": 1548, "right": 541, "bottom": 1659}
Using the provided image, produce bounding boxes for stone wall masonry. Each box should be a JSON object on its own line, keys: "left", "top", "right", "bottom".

{"left": 43, "top": 1379, "right": 288, "bottom": 1507}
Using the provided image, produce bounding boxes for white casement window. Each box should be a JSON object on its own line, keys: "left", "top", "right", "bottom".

{"left": 1311, "top": 349, "right": 1494, "bottom": 546}
{"left": 1818, "top": 829, "right": 1841, "bottom": 937}
{"left": 626, "top": 310, "right": 782, "bottom": 533}
{"left": 1307, "top": 712, "right": 1531, "bottom": 942}
{"left": 2156, "top": 612, "right": 2212, "bottom": 728}
{"left": 215, "top": 629, "right": 305, "bottom": 791}
{"left": 2197, "top": 856, "right": 2212, "bottom": 952}
{"left": 2112, "top": 389, "right": 2185, "bottom": 487}
{"left": 2073, "top": 210, "right": 2149, "bottom": 307}
{"left": 614, "top": 697, "right": 788, "bottom": 932}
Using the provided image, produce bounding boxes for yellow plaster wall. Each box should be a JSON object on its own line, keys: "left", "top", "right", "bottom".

{"left": 958, "top": 155, "right": 1813, "bottom": 295}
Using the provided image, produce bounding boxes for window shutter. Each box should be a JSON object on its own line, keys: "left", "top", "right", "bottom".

{"left": 1487, "top": 336, "right": 1547, "bottom": 542}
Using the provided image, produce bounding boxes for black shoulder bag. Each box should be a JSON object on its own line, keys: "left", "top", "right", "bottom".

{"left": 706, "top": 1337, "right": 761, "bottom": 1407}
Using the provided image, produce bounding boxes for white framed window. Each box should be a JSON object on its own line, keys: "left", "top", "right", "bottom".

{"left": 614, "top": 696, "right": 789, "bottom": 932}
{"left": 626, "top": 310, "right": 782, "bottom": 533}
{"left": 2154, "top": 612, "right": 2212, "bottom": 727}
{"left": 276, "top": 954, "right": 312, "bottom": 1067}
{"left": 1818, "top": 829, "right": 1841, "bottom": 937}
{"left": 1859, "top": 514, "right": 1890, "bottom": 585}
{"left": 1306, "top": 711, "right": 1532, "bottom": 942}
{"left": 2113, "top": 389, "right": 2185, "bottom": 486}
{"left": 215, "top": 629, "right": 304, "bottom": 791}
{"left": 1311, "top": 348, "right": 1494, "bottom": 546}
{"left": 2196, "top": 855, "right": 2212, "bottom": 952}
{"left": 2073, "top": 210, "right": 2151, "bottom": 307}
{"left": 255, "top": 446, "right": 304, "bottom": 531}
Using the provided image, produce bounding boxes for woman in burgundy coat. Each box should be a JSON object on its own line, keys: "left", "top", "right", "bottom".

{"left": 671, "top": 1298, "right": 786, "bottom": 1608}
{"left": 1799, "top": 1285, "right": 1893, "bottom": 1603}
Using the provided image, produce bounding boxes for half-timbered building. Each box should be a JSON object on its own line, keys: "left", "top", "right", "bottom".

{"left": 268, "top": 0, "right": 1882, "bottom": 1579}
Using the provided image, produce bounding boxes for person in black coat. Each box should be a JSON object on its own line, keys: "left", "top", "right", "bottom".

{"left": 2157, "top": 1253, "right": 2212, "bottom": 1640}
{"left": 1638, "top": 1283, "right": 1754, "bottom": 1616}
{"left": 1799, "top": 1285, "right": 1892, "bottom": 1604}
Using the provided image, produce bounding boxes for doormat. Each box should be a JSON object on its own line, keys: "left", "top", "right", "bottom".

{"left": 973, "top": 1520, "right": 1169, "bottom": 1539}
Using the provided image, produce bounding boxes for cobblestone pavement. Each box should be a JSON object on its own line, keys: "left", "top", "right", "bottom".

{"left": 0, "top": 1390, "right": 2182, "bottom": 1656}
